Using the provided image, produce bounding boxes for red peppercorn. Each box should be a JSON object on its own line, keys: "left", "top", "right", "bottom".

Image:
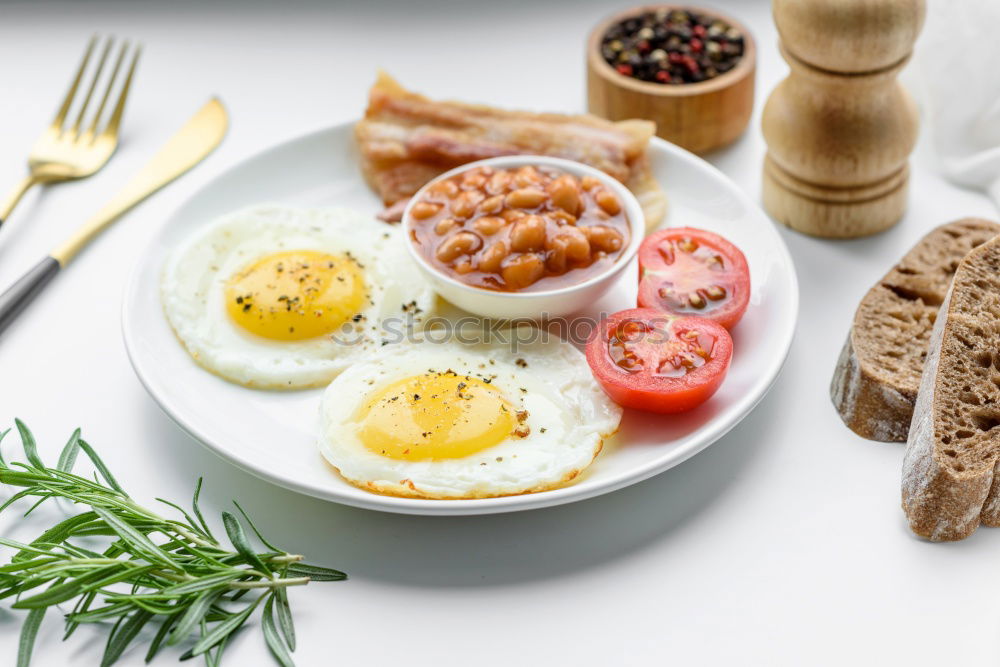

{"left": 616, "top": 64, "right": 633, "bottom": 76}
{"left": 683, "top": 56, "right": 699, "bottom": 73}
{"left": 690, "top": 38, "right": 703, "bottom": 53}
{"left": 636, "top": 39, "right": 651, "bottom": 54}
{"left": 692, "top": 24, "right": 707, "bottom": 38}
{"left": 655, "top": 70, "right": 671, "bottom": 83}
{"left": 668, "top": 51, "right": 684, "bottom": 65}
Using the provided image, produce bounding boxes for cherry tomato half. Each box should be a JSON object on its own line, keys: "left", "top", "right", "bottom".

{"left": 585, "top": 308, "right": 732, "bottom": 414}
{"left": 637, "top": 227, "right": 750, "bottom": 330}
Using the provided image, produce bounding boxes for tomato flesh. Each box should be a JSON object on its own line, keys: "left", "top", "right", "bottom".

{"left": 586, "top": 308, "right": 733, "bottom": 414}
{"left": 638, "top": 227, "right": 750, "bottom": 330}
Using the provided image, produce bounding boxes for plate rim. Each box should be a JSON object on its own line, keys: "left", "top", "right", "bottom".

{"left": 121, "top": 121, "right": 799, "bottom": 516}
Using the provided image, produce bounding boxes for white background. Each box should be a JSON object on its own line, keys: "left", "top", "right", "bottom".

{"left": 1, "top": 1, "right": 998, "bottom": 665}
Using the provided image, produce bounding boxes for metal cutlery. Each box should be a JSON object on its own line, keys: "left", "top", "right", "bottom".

{"left": 0, "top": 98, "right": 229, "bottom": 335}
{"left": 0, "top": 36, "right": 141, "bottom": 227}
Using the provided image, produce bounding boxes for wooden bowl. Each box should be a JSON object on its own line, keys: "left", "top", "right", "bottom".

{"left": 587, "top": 5, "right": 756, "bottom": 154}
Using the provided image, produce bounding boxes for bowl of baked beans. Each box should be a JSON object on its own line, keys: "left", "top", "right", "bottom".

{"left": 402, "top": 156, "right": 645, "bottom": 319}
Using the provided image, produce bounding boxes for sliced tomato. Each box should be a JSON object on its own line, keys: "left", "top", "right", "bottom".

{"left": 585, "top": 308, "right": 732, "bottom": 414}
{"left": 637, "top": 227, "right": 750, "bottom": 330}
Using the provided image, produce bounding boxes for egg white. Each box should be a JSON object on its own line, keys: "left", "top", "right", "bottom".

{"left": 318, "top": 335, "right": 623, "bottom": 499}
{"left": 161, "top": 204, "right": 436, "bottom": 389}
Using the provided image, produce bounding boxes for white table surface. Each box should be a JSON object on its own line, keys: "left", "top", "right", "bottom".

{"left": 1, "top": 1, "right": 998, "bottom": 665}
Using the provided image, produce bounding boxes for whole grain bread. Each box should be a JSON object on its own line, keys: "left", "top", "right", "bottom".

{"left": 901, "top": 234, "right": 1000, "bottom": 541}
{"left": 831, "top": 218, "right": 1000, "bottom": 441}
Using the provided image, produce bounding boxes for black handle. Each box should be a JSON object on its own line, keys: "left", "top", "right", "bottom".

{"left": 0, "top": 256, "right": 60, "bottom": 336}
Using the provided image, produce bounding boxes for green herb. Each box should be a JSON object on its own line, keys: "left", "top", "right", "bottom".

{"left": 0, "top": 420, "right": 346, "bottom": 666}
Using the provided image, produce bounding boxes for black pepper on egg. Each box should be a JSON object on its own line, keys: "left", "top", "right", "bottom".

{"left": 601, "top": 8, "right": 744, "bottom": 84}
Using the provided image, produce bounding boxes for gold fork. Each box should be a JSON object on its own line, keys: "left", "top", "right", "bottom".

{"left": 0, "top": 36, "right": 141, "bottom": 226}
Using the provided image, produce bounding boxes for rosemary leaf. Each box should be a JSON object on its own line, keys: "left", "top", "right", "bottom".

{"left": 101, "top": 608, "right": 153, "bottom": 667}
{"left": 67, "top": 600, "right": 134, "bottom": 623}
{"left": 91, "top": 507, "right": 181, "bottom": 570}
{"left": 274, "top": 586, "right": 296, "bottom": 651}
{"left": 155, "top": 497, "right": 212, "bottom": 542}
{"left": 221, "top": 512, "right": 271, "bottom": 575}
{"left": 0, "top": 428, "right": 9, "bottom": 465}
{"left": 160, "top": 571, "right": 245, "bottom": 596}
{"left": 56, "top": 428, "right": 81, "bottom": 473}
{"left": 262, "top": 593, "right": 294, "bottom": 667}
{"left": 145, "top": 603, "right": 179, "bottom": 662}
{"left": 191, "top": 478, "right": 215, "bottom": 541}
{"left": 76, "top": 439, "right": 125, "bottom": 494}
{"left": 13, "top": 512, "right": 99, "bottom": 562}
{"left": 168, "top": 588, "right": 226, "bottom": 647}
{"left": 16, "top": 607, "right": 44, "bottom": 667}
{"left": 13, "top": 565, "right": 123, "bottom": 609}
{"left": 0, "top": 537, "right": 55, "bottom": 559}
{"left": 13, "top": 420, "right": 44, "bottom": 470}
{"left": 286, "top": 562, "right": 347, "bottom": 582}
{"left": 189, "top": 595, "right": 261, "bottom": 657}
{"left": 63, "top": 589, "right": 96, "bottom": 640}
{"left": 0, "top": 488, "right": 37, "bottom": 514}
{"left": 233, "top": 501, "right": 281, "bottom": 553}
{"left": 202, "top": 630, "right": 229, "bottom": 667}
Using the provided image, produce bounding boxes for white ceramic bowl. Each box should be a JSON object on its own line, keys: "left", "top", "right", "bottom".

{"left": 401, "top": 155, "right": 646, "bottom": 320}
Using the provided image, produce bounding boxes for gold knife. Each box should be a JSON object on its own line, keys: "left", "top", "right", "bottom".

{"left": 0, "top": 98, "right": 228, "bottom": 335}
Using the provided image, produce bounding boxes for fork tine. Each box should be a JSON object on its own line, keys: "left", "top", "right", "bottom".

{"left": 51, "top": 35, "right": 98, "bottom": 132}
{"left": 70, "top": 36, "right": 115, "bottom": 139}
{"left": 101, "top": 43, "right": 141, "bottom": 139}
{"left": 83, "top": 39, "right": 128, "bottom": 139}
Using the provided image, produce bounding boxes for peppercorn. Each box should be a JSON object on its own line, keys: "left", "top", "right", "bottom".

{"left": 600, "top": 8, "right": 745, "bottom": 85}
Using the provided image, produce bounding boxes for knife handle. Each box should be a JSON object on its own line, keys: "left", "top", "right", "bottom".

{"left": 0, "top": 257, "right": 60, "bottom": 336}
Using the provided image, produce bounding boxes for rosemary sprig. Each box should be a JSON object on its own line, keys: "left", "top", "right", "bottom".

{"left": 0, "top": 420, "right": 346, "bottom": 666}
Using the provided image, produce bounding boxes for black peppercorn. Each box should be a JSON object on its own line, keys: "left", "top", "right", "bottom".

{"left": 600, "top": 8, "right": 745, "bottom": 85}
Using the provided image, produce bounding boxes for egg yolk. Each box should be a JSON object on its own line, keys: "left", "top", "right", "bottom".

{"left": 357, "top": 371, "right": 518, "bottom": 461}
{"left": 224, "top": 250, "right": 366, "bottom": 341}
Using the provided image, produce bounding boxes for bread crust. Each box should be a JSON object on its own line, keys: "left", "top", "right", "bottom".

{"left": 831, "top": 218, "right": 1000, "bottom": 442}
{"left": 901, "top": 288, "right": 989, "bottom": 540}
{"left": 902, "top": 235, "right": 1000, "bottom": 540}
{"left": 831, "top": 330, "right": 914, "bottom": 442}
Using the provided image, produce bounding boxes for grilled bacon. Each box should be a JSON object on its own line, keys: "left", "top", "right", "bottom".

{"left": 355, "top": 72, "right": 667, "bottom": 228}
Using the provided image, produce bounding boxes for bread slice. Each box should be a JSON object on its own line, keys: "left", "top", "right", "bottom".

{"left": 831, "top": 218, "right": 1000, "bottom": 441}
{"left": 902, "top": 234, "right": 1000, "bottom": 541}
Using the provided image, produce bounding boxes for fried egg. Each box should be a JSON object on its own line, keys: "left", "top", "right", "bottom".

{"left": 161, "top": 204, "right": 435, "bottom": 389}
{"left": 318, "top": 334, "right": 623, "bottom": 499}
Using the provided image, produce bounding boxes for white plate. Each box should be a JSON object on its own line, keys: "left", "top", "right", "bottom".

{"left": 122, "top": 122, "right": 798, "bottom": 516}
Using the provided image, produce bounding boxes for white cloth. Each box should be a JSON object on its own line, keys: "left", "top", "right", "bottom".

{"left": 913, "top": 0, "right": 1000, "bottom": 206}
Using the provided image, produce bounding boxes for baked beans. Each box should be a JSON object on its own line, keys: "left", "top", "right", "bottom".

{"left": 409, "top": 165, "right": 630, "bottom": 292}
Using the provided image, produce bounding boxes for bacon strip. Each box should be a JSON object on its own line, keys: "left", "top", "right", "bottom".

{"left": 355, "top": 72, "right": 666, "bottom": 228}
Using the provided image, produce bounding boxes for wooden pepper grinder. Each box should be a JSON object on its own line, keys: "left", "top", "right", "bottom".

{"left": 761, "top": 0, "right": 925, "bottom": 238}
